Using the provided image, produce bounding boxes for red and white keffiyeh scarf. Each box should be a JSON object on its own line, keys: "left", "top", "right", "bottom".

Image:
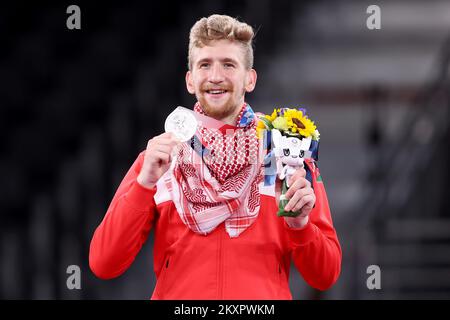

{"left": 165, "top": 102, "right": 263, "bottom": 238}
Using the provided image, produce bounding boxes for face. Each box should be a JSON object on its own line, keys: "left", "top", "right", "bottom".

{"left": 186, "top": 39, "right": 257, "bottom": 121}
{"left": 277, "top": 135, "right": 312, "bottom": 167}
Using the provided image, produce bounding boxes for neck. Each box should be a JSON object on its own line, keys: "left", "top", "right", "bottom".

{"left": 220, "top": 109, "right": 241, "bottom": 126}
{"left": 218, "top": 100, "right": 246, "bottom": 126}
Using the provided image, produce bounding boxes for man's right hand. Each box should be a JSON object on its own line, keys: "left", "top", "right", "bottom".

{"left": 137, "top": 132, "right": 182, "bottom": 190}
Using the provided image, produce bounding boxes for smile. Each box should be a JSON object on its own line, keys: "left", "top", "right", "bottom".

{"left": 206, "top": 89, "right": 227, "bottom": 95}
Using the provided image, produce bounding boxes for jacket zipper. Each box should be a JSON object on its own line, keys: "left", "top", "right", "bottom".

{"left": 217, "top": 224, "right": 225, "bottom": 299}
{"left": 160, "top": 257, "right": 170, "bottom": 281}
{"left": 155, "top": 256, "right": 170, "bottom": 298}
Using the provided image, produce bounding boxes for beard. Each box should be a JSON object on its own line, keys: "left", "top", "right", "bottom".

{"left": 197, "top": 83, "right": 245, "bottom": 121}
{"left": 198, "top": 94, "right": 236, "bottom": 119}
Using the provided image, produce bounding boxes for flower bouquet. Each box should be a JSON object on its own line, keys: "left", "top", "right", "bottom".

{"left": 257, "top": 108, "right": 320, "bottom": 217}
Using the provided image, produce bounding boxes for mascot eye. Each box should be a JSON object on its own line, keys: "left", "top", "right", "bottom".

{"left": 299, "top": 150, "right": 305, "bottom": 157}
{"left": 283, "top": 149, "right": 290, "bottom": 156}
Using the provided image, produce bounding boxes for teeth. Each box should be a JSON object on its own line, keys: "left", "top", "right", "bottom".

{"left": 209, "top": 90, "right": 225, "bottom": 94}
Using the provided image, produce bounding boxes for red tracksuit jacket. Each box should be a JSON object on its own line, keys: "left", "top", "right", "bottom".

{"left": 89, "top": 151, "right": 342, "bottom": 299}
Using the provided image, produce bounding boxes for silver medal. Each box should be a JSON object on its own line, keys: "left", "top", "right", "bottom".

{"left": 164, "top": 107, "right": 198, "bottom": 142}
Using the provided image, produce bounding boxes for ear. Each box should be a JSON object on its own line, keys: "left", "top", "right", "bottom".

{"left": 300, "top": 137, "right": 312, "bottom": 150}
{"left": 185, "top": 70, "right": 195, "bottom": 94}
{"left": 271, "top": 129, "right": 282, "bottom": 149}
{"left": 245, "top": 69, "right": 257, "bottom": 93}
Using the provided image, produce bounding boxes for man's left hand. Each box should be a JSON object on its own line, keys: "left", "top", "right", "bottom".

{"left": 283, "top": 167, "right": 316, "bottom": 226}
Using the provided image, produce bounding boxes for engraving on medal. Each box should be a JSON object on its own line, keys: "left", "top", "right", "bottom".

{"left": 165, "top": 107, "right": 198, "bottom": 142}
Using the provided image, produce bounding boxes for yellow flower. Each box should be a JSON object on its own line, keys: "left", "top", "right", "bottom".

{"left": 283, "top": 109, "right": 316, "bottom": 137}
{"left": 272, "top": 117, "right": 289, "bottom": 131}
{"left": 298, "top": 117, "right": 316, "bottom": 137}
{"left": 257, "top": 119, "right": 266, "bottom": 129}
{"left": 255, "top": 118, "right": 264, "bottom": 139}
{"left": 256, "top": 127, "right": 264, "bottom": 139}
{"left": 265, "top": 109, "right": 277, "bottom": 122}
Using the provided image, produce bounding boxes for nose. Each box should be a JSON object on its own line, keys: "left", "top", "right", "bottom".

{"left": 208, "top": 63, "right": 225, "bottom": 83}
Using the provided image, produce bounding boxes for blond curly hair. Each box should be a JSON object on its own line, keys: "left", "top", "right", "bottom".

{"left": 188, "top": 14, "right": 255, "bottom": 70}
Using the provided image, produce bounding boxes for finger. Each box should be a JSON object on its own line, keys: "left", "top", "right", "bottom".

{"left": 286, "top": 186, "right": 315, "bottom": 212}
{"left": 284, "top": 188, "right": 308, "bottom": 211}
{"left": 287, "top": 168, "right": 305, "bottom": 186}
{"left": 152, "top": 135, "right": 182, "bottom": 145}
{"left": 293, "top": 167, "right": 306, "bottom": 179}
{"left": 147, "top": 133, "right": 173, "bottom": 146}
{"left": 300, "top": 205, "right": 313, "bottom": 218}
{"left": 293, "top": 193, "right": 315, "bottom": 213}
{"left": 165, "top": 132, "right": 183, "bottom": 143}
{"left": 151, "top": 150, "right": 171, "bottom": 164}
{"left": 149, "top": 138, "right": 181, "bottom": 151}
{"left": 151, "top": 131, "right": 182, "bottom": 142}
{"left": 153, "top": 144, "right": 176, "bottom": 155}
{"left": 285, "top": 178, "right": 310, "bottom": 200}
{"left": 158, "top": 132, "right": 179, "bottom": 140}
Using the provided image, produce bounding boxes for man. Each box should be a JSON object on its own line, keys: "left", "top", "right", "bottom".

{"left": 89, "top": 14, "right": 341, "bottom": 299}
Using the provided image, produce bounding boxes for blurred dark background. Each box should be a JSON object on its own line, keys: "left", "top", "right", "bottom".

{"left": 1, "top": 0, "right": 449, "bottom": 299}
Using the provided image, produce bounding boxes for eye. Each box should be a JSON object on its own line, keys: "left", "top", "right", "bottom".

{"left": 224, "top": 63, "right": 235, "bottom": 68}
{"left": 299, "top": 150, "right": 305, "bottom": 157}
{"left": 199, "top": 63, "right": 210, "bottom": 69}
{"left": 283, "top": 149, "right": 290, "bottom": 156}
